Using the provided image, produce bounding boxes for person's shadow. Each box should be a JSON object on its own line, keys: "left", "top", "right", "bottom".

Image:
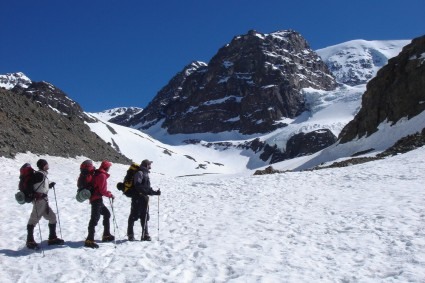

{"left": 0, "top": 240, "right": 127, "bottom": 256}
{"left": 0, "top": 240, "right": 83, "bottom": 257}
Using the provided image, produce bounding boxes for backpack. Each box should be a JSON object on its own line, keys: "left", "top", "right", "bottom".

{"left": 76, "top": 160, "right": 95, "bottom": 202}
{"left": 15, "top": 163, "right": 36, "bottom": 204}
{"left": 116, "top": 162, "right": 140, "bottom": 197}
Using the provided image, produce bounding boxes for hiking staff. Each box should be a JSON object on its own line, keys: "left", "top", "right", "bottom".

{"left": 157, "top": 195, "right": 160, "bottom": 241}
{"left": 142, "top": 204, "right": 149, "bottom": 240}
{"left": 52, "top": 185, "right": 63, "bottom": 239}
{"left": 34, "top": 203, "right": 45, "bottom": 256}
{"left": 109, "top": 198, "right": 118, "bottom": 248}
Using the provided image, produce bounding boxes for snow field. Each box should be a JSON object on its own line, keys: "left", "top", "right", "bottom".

{"left": 1, "top": 148, "right": 425, "bottom": 282}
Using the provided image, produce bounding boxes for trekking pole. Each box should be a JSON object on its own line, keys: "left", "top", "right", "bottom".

{"left": 34, "top": 203, "right": 45, "bottom": 257}
{"left": 109, "top": 198, "right": 118, "bottom": 248}
{"left": 52, "top": 186, "right": 63, "bottom": 239}
{"left": 112, "top": 199, "right": 120, "bottom": 237}
{"left": 142, "top": 204, "right": 149, "bottom": 240}
{"left": 157, "top": 196, "right": 160, "bottom": 242}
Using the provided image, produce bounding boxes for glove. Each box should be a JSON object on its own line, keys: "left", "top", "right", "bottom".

{"left": 156, "top": 190, "right": 161, "bottom": 196}
{"left": 49, "top": 182, "right": 56, "bottom": 188}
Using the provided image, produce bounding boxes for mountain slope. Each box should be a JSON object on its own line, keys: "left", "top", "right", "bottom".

{"left": 1, "top": 72, "right": 94, "bottom": 122}
{"left": 85, "top": 115, "right": 253, "bottom": 176}
{"left": 0, "top": 88, "right": 130, "bottom": 162}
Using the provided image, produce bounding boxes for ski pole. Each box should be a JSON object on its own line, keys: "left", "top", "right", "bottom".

{"left": 34, "top": 202, "right": 45, "bottom": 257}
{"left": 157, "top": 195, "right": 160, "bottom": 241}
{"left": 142, "top": 203, "right": 149, "bottom": 239}
{"left": 109, "top": 198, "right": 118, "bottom": 247}
{"left": 52, "top": 186, "right": 63, "bottom": 239}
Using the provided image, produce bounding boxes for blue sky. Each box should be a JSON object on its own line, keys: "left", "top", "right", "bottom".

{"left": 1, "top": 0, "right": 424, "bottom": 112}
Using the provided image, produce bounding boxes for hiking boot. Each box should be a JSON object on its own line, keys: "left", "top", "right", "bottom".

{"left": 84, "top": 240, "right": 99, "bottom": 249}
{"left": 26, "top": 241, "right": 39, "bottom": 250}
{"left": 48, "top": 237, "right": 65, "bottom": 246}
{"left": 101, "top": 235, "right": 115, "bottom": 242}
{"left": 141, "top": 234, "right": 151, "bottom": 241}
{"left": 128, "top": 234, "right": 135, "bottom": 241}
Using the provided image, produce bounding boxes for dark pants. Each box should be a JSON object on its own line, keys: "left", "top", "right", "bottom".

{"left": 87, "top": 199, "right": 111, "bottom": 241}
{"left": 128, "top": 196, "right": 149, "bottom": 236}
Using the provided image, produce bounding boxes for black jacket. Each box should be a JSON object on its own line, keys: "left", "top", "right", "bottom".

{"left": 133, "top": 167, "right": 156, "bottom": 196}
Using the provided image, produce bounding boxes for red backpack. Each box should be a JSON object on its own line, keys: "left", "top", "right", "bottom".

{"left": 17, "top": 163, "right": 36, "bottom": 204}
{"left": 76, "top": 160, "right": 95, "bottom": 202}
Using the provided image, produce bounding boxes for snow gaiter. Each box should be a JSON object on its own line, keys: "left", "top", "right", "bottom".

{"left": 48, "top": 223, "right": 57, "bottom": 240}
{"left": 26, "top": 224, "right": 35, "bottom": 242}
{"left": 87, "top": 227, "right": 95, "bottom": 241}
{"left": 127, "top": 219, "right": 134, "bottom": 236}
{"left": 103, "top": 218, "right": 111, "bottom": 236}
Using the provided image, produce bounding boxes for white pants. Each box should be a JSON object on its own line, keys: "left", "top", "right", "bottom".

{"left": 27, "top": 198, "right": 57, "bottom": 226}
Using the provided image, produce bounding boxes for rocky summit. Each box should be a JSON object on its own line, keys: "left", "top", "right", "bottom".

{"left": 339, "top": 35, "right": 425, "bottom": 143}
{"left": 128, "top": 30, "right": 337, "bottom": 135}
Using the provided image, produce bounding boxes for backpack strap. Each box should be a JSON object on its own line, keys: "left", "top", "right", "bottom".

{"left": 33, "top": 171, "right": 46, "bottom": 193}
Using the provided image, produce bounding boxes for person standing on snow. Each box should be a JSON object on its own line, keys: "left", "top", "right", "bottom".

{"left": 127, "top": 159, "right": 160, "bottom": 241}
{"left": 84, "top": 160, "right": 115, "bottom": 248}
{"left": 26, "top": 159, "right": 64, "bottom": 249}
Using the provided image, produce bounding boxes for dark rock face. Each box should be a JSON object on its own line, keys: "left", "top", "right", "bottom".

{"left": 339, "top": 35, "right": 425, "bottom": 143}
{"left": 257, "top": 129, "right": 336, "bottom": 163}
{"left": 129, "top": 30, "right": 336, "bottom": 135}
{"left": 228, "top": 129, "right": 336, "bottom": 164}
{"left": 0, "top": 88, "right": 130, "bottom": 163}
{"left": 285, "top": 129, "right": 337, "bottom": 158}
{"left": 11, "top": 81, "right": 95, "bottom": 122}
{"left": 124, "top": 62, "right": 207, "bottom": 129}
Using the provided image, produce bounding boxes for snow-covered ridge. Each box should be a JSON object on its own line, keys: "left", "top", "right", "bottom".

{"left": 0, "top": 72, "right": 32, "bottom": 89}
{"left": 316, "top": 39, "right": 410, "bottom": 86}
{"left": 89, "top": 107, "right": 143, "bottom": 122}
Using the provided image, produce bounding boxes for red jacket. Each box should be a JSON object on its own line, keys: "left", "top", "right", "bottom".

{"left": 90, "top": 168, "right": 113, "bottom": 203}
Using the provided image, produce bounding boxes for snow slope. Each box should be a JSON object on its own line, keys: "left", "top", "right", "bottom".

{"left": 1, "top": 146, "right": 424, "bottom": 282}
{"left": 316, "top": 40, "right": 410, "bottom": 85}
{"left": 85, "top": 116, "right": 253, "bottom": 176}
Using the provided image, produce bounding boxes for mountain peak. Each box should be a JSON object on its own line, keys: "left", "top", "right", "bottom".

{"left": 129, "top": 29, "right": 336, "bottom": 135}
{"left": 0, "top": 72, "right": 32, "bottom": 89}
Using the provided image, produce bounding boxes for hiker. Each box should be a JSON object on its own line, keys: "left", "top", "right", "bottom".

{"left": 127, "top": 159, "right": 160, "bottom": 241}
{"left": 84, "top": 160, "right": 115, "bottom": 248}
{"left": 26, "top": 159, "right": 64, "bottom": 249}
